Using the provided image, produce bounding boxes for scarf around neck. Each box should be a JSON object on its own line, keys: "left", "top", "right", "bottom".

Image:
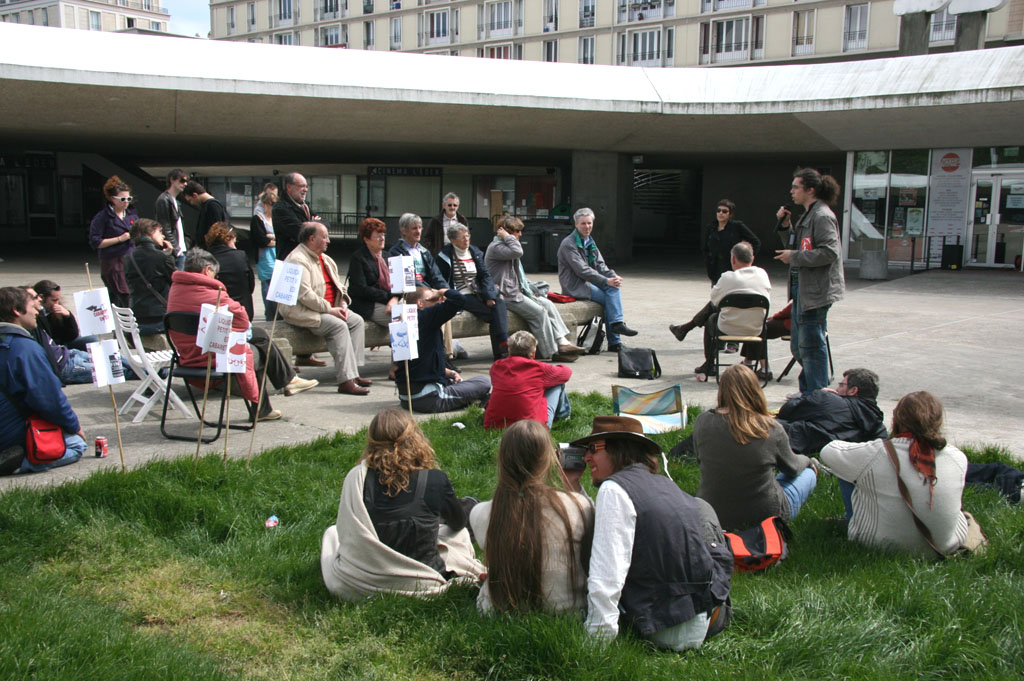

{"left": 573, "top": 230, "right": 598, "bottom": 266}
{"left": 895, "top": 431, "right": 937, "bottom": 508}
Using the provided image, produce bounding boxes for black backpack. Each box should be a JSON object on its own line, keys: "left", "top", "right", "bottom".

{"left": 577, "top": 315, "right": 605, "bottom": 355}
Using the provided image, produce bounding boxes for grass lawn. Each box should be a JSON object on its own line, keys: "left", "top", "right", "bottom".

{"left": 1, "top": 392, "right": 1022, "bottom": 680}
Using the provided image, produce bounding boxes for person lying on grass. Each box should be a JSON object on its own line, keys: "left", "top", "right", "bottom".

{"left": 470, "top": 419, "right": 594, "bottom": 615}
{"left": 320, "top": 409, "right": 485, "bottom": 600}
{"left": 576, "top": 415, "right": 733, "bottom": 651}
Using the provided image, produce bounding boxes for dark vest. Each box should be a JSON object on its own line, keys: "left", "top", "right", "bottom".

{"left": 363, "top": 469, "right": 448, "bottom": 577}
{"left": 608, "top": 464, "right": 725, "bottom": 637}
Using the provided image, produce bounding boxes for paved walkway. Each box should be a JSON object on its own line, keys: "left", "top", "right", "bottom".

{"left": 2, "top": 248, "right": 1022, "bottom": 491}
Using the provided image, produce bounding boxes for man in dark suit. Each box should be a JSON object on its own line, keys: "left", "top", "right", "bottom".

{"left": 273, "top": 172, "right": 325, "bottom": 260}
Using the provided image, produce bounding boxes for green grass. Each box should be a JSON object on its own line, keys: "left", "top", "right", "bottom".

{"left": 1, "top": 392, "right": 1022, "bottom": 680}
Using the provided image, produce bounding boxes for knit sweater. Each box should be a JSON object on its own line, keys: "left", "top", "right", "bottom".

{"left": 821, "top": 437, "right": 969, "bottom": 558}
{"left": 693, "top": 410, "right": 811, "bottom": 531}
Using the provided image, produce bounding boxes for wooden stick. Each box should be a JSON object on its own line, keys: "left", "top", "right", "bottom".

{"left": 108, "top": 385, "right": 127, "bottom": 474}
{"left": 223, "top": 374, "right": 231, "bottom": 469}
{"left": 194, "top": 290, "right": 223, "bottom": 472}
{"left": 85, "top": 263, "right": 94, "bottom": 290}
{"left": 404, "top": 358, "right": 413, "bottom": 419}
{"left": 246, "top": 306, "right": 278, "bottom": 471}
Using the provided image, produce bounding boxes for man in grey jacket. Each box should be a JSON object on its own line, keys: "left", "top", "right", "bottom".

{"left": 154, "top": 168, "right": 188, "bottom": 269}
{"left": 774, "top": 168, "right": 845, "bottom": 396}
{"left": 557, "top": 207, "right": 637, "bottom": 352}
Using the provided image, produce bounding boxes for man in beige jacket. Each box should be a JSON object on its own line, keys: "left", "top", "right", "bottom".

{"left": 281, "top": 222, "right": 371, "bottom": 395}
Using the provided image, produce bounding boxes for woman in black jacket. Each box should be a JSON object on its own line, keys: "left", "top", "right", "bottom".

{"left": 125, "top": 218, "right": 175, "bottom": 335}
{"left": 205, "top": 221, "right": 255, "bottom": 322}
{"left": 347, "top": 218, "right": 400, "bottom": 329}
{"left": 669, "top": 199, "right": 761, "bottom": 344}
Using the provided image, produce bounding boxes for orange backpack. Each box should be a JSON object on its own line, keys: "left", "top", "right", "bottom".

{"left": 724, "top": 516, "right": 792, "bottom": 572}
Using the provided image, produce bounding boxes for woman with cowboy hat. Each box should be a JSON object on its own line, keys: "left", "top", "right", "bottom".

{"left": 575, "top": 415, "right": 733, "bottom": 651}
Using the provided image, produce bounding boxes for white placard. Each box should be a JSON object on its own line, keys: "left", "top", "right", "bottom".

{"left": 216, "top": 331, "right": 249, "bottom": 373}
{"left": 266, "top": 260, "right": 304, "bottom": 306}
{"left": 73, "top": 288, "right": 114, "bottom": 336}
{"left": 87, "top": 339, "right": 125, "bottom": 388}
{"left": 390, "top": 304, "right": 419, "bottom": 344}
{"left": 389, "top": 322, "right": 418, "bottom": 361}
{"left": 197, "top": 303, "right": 233, "bottom": 354}
{"left": 388, "top": 255, "right": 417, "bottom": 294}
{"left": 926, "top": 148, "right": 972, "bottom": 261}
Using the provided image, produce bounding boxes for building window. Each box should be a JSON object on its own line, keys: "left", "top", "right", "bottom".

{"left": 929, "top": 6, "right": 956, "bottom": 43}
{"left": 274, "top": 31, "right": 294, "bottom": 44}
{"left": 143, "top": 0, "right": 153, "bottom": 9}
{"left": 226, "top": 6, "right": 235, "bottom": 32}
{"left": 316, "top": 0, "right": 343, "bottom": 21}
{"left": 150, "top": 20, "right": 162, "bottom": 31}
{"left": 429, "top": 10, "right": 448, "bottom": 39}
{"left": 579, "top": 0, "right": 594, "bottom": 28}
{"left": 543, "top": 39, "right": 557, "bottom": 62}
{"left": 279, "top": 0, "right": 293, "bottom": 20}
{"left": 89, "top": 10, "right": 101, "bottom": 31}
{"left": 488, "top": 1, "right": 512, "bottom": 32}
{"left": 629, "top": 29, "right": 660, "bottom": 65}
{"left": 578, "top": 35, "right": 595, "bottom": 64}
{"left": 844, "top": 4, "right": 868, "bottom": 51}
{"left": 248, "top": 2, "right": 257, "bottom": 28}
{"left": 700, "top": 15, "right": 763, "bottom": 63}
{"left": 319, "top": 24, "right": 341, "bottom": 45}
{"left": 126, "top": 17, "right": 135, "bottom": 28}
{"left": 364, "top": 20, "right": 374, "bottom": 47}
{"left": 390, "top": 16, "right": 401, "bottom": 48}
{"left": 792, "top": 9, "right": 814, "bottom": 56}
{"left": 666, "top": 26, "right": 673, "bottom": 60}
{"left": 364, "top": 0, "right": 374, "bottom": 14}
{"left": 543, "top": 0, "right": 557, "bottom": 31}
{"left": 485, "top": 43, "right": 511, "bottom": 58}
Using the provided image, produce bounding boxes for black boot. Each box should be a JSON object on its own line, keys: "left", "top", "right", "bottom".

{"left": 610, "top": 321, "right": 638, "bottom": 337}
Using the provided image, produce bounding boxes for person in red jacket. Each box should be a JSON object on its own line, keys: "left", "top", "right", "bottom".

{"left": 484, "top": 331, "right": 572, "bottom": 430}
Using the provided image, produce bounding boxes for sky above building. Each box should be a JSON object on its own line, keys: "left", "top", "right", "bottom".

{"left": 163, "top": 1, "right": 210, "bottom": 38}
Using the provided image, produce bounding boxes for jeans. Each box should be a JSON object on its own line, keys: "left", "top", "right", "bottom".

{"left": 19, "top": 433, "right": 86, "bottom": 473}
{"left": 544, "top": 384, "right": 571, "bottom": 427}
{"left": 260, "top": 279, "right": 278, "bottom": 322}
{"left": 776, "top": 466, "right": 818, "bottom": 519}
{"left": 175, "top": 252, "right": 186, "bottom": 271}
{"left": 839, "top": 479, "right": 855, "bottom": 520}
{"left": 401, "top": 376, "right": 491, "bottom": 413}
{"left": 790, "top": 282, "right": 831, "bottom": 394}
{"left": 60, "top": 349, "right": 138, "bottom": 384}
{"left": 586, "top": 282, "right": 624, "bottom": 346}
{"left": 68, "top": 335, "right": 99, "bottom": 352}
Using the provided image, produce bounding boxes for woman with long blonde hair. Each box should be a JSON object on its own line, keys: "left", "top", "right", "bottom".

{"left": 360, "top": 409, "right": 470, "bottom": 577}
{"left": 692, "top": 364, "right": 818, "bottom": 531}
{"left": 470, "top": 419, "right": 593, "bottom": 614}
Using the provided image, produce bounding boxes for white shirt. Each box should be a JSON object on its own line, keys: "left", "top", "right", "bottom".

{"left": 585, "top": 480, "right": 709, "bottom": 651}
{"left": 709, "top": 265, "right": 771, "bottom": 336}
{"left": 442, "top": 214, "right": 460, "bottom": 244}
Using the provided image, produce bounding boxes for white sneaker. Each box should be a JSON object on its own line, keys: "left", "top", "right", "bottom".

{"left": 284, "top": 376, "right": 319, "bottom": 396}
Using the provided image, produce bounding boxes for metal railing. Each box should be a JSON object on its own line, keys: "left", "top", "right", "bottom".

{"left": 579, "top": 11, "right": 595, "bottom": 28}
{"left": 843, "top": 29, "right": 866, "bottom": 50}
{"left": 930, "top": 19, "right": 955, "bottom": 42}
{"left": 792, "top": 34, "right": 813, "bottom": 56}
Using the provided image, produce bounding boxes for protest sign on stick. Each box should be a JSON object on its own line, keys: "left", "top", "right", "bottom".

{"left": 194, "top": 291, "right": 226, "bottom": 471}
{"left": 88, "top": 339, "right": 128, "bottom": 473}
{"left": 74, "top": 288, "right": 115, "bottom": 337}
{"left": 389, "top": 255, "right": 417, "bottom": 294}
{"left": 216, "top": 331, "right": 249, "bottom": 466}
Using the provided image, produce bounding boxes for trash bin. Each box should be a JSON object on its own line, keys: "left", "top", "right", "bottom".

{"left": 859, "top": 249, "right": 888, "bottom": 280}
{"left": 941, "top": 244, "right": 964, "bottom": 270}
{"left": 519, "top": 225, "right": 542, "bottom": 274}
{"left": 542, "top": 225, "right": 574, "bottom": 271}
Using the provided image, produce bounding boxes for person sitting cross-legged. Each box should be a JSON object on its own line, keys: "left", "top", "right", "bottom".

{"left": 395, "top": 287, "right": 491, "bottom": 414}
{"left": 484, "top": 331, "right": 571, "bottom": 430}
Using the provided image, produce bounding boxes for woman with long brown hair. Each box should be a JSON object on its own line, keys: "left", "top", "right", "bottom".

{"left": 321, "top": 408, "right": 484, "bottom": 600}
{"left": 88, "top": 175, "right": 137, "bottom": 307}
{"left": 693, "top": 364, "right": 817, "bottom": 531}
{"left": 821, "top": 391, "right": 970, "bottom": 557}
{"left": 470, "top": 418, "right": 593, "bottom": 614}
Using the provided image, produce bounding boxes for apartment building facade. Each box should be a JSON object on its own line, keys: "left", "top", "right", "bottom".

{"left": 208, "top": 0, "right": 1022, "bottom": 66}
{"left": 0, "top": 0, "right": 170, "bottom": 32}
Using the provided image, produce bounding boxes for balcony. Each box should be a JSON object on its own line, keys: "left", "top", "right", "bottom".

{"left": 314, "top": 3, "right": 346, "bottom": 21}
{"left": 110, "top": 0, "right": 167, "bottom": 13}
{"left": 226, "top": 21, "right": 236, "bottom": 35}
{"left": 269, "top": 7, "right": 300, "bottom": 28}
{"left": 478, "top": 18, "right": 521, "bottom": 39}
{"left": 792, "top": 34, "right": 813, "bottom": 56}
{"left": 419, "top": 29, "right": 454, "bottom": 46}
{"left": 543, "top": 13, "right": 557, "bottom": 32}
{"left": 930, "top": 19, "right": 955, "bottom": 43}
{"left": 624, "top": 49, "right": 662, "bottom": 66}
{"left": 843, "top": 29, "right": 866, "bottom": 51}
{"left": 703, "top": 39, "right": 763, "bottom": 64}
{"left": 618, "top": 1, "right": 673, "bottom": 24}
{"left": 701, "top": 0, "right": 755, "bottom": 11}
{"left": 579, "top": 9, "right": 595, "bottom": 28}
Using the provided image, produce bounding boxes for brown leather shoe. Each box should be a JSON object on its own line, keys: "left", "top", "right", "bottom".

{"left": 557, "top": 343, "right": 586, "bottom": 355}
{"left": 337, "top": 379, "right": 370, "bottom": 395}
{"left": 295, "top": 355, "right": 327, "bottom": 367}
{"left": 550, "top": 352, "right": 579, "bottom": 363}
{"left": 354, "top": 377, "right": 373, "bottom": 387}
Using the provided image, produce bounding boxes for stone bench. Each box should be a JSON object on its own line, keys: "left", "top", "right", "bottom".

{"left": 256, "top": 299, "right": 603, "bottom": 358}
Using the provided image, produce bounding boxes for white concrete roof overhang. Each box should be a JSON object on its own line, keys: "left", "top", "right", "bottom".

{"left": 1, "top": 22, "right": 1022, "bottom": 165}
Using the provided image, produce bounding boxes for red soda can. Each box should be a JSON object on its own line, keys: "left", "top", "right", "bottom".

{"left": 95, "top": 437, "right": 109, "bottom": 458}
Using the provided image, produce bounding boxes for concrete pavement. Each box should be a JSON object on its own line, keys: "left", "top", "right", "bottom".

{"left": 2, "top": 248, "right": 1022, "bottom": 491}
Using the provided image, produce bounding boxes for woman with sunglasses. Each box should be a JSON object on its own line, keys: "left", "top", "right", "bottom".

{"left": 471, "top": 419, "right": 593, "bottom": 615}
{"left": 669, "top": 199, "right": 761, "bottom": 344}
{"left": 88, "top": 175, "right": 137, "bottom": 307}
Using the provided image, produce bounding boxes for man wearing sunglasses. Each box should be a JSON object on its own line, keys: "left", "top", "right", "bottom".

{"left": 424, "top": 192, "right": 467, "bottom": 255}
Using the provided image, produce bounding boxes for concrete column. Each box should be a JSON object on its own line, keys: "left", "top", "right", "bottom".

{"left": 954, "top": 11, "right": 986, "bottom": 50}
{"left": 570, "top": 151, "right": 634, "bottom": 262}
{"left": 898, "top": 12, "right": 931, "bottom": 55}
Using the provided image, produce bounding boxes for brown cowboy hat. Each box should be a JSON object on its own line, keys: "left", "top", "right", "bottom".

{"left": 570, "top": 415, "right": 661, "bottom": 456}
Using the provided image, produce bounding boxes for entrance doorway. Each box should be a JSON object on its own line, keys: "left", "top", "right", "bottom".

{"left": 968, "top": 172, "right": 1024, "bottom": 269}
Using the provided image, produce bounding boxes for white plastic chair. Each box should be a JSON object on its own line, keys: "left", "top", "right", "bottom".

{"left": 111, "top": 305, "right": 192, "bottom": 423}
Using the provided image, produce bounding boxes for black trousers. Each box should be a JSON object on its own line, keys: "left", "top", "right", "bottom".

{"left": 461, "top": 292, "right": 509, "bottom": 359}
{"left": 248, "top": 326, "right": 295, "bottom": 391}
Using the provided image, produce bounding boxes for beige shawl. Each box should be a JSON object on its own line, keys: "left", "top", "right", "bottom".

{"left": 320, "top": 461, "right": 485, "bottom": 601}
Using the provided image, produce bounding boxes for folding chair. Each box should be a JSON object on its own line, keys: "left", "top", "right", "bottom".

{"left": 712, "top": 292, "right": 770, "bottom": 387}
{"left": 612, "top": 384, "right": 687, "bottom": 433}
{"left": 160, "top": 311, "right": 254, "bottom": 443}
{"left": 776, "top": 332, "right": 834, "bottom": 383}
{"left": 111, "top": 305, "right": 191, "bottom": 423}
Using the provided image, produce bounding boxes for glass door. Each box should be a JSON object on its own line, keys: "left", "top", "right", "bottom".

{"left": 969, "top": 173, "right": 1024, "bottom": 269}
